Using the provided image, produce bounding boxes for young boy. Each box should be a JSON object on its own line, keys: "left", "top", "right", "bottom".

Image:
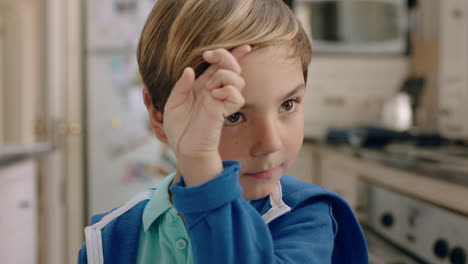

{"left": 79, "top": 0, "right": 368, "bottom": 263}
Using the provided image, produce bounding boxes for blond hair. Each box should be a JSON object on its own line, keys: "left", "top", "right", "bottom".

{"left": 137, "top": 0, "right": 312, "bottom": 112}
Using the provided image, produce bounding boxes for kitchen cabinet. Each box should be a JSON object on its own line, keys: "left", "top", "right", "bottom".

{"left": 320, "top": 149, "right": 360, "bottom": 209}
{"left": 287, "top": 143, "right": 367, "bottom": 219}
{"left": 287, "top": 142, "right": 319, "bottom": 184}
{"left": 0, "top": 159, "right": 37, "bottom": 264}
{"left": 317, "top": 145, "right": 367, "bottom": 220}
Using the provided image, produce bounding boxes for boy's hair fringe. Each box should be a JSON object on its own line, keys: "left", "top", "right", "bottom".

{"left": 137, "top": 0, "right": 312, "bottom": 112}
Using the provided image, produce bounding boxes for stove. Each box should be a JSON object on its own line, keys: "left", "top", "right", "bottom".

{"left": 365, "top": 228, "right": 422, "bottom": 264}
{"left": 363, "top": 183, "right": 468, "bottom": 264}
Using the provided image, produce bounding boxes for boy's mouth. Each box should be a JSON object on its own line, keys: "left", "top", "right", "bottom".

{"left": 245, "top": 167, "right": 280, "bottom": 179}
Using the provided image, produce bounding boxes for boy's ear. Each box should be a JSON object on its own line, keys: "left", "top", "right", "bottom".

{"left": 143, "top": 88, "right": 168, "bottom": 143}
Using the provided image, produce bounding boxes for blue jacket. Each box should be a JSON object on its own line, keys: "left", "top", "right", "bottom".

{"left": 78, "top": 161, "right": 368, "bottom": 263}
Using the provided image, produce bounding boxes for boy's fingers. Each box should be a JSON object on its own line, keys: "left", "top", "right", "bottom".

{"left": 203, "top": 48, "right": 243, "bottom": 74}
{"left": 198, "top": 64, "right": 218, "bottom": 84}
{"left": 230, "top": 44, "right": 252, "bottom": 61}
{"left": 176, "top": 67, "right": 195, "bottom": 92}
{"left": 167, "top": 67, "right": 195, "bottom": 108}
{"left": 206, "top": 69, "right": 245, "bottom": 91}
{"left": 200, "top": 45, "right": 251, "bottom": 81}
{"left": 196, "top": 45, "right": 250, "bottom": 93}
{"left": 211, "top": 85, "right": 245, "bottom": 116}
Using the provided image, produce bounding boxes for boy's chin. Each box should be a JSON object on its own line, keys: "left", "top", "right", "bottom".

{"left": 241, "top": 183, "right": 276, "bottom": 201}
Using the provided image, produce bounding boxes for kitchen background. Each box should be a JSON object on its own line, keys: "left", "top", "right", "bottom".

{"left": 1, "top": 0, "right": 468, "bottom": 263}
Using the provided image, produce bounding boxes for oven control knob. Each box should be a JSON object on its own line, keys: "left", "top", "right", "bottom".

{"left": 408, "top": 208, "right": 420, "bottom": 226}
{"left": 450, "top": 247, "right": 466, "bottom": 264}
{"left": 381, "top": 212, "right": 394, "bottom": 228}
{"left": 433, "top": 239, "right": 449, "bottom": 259}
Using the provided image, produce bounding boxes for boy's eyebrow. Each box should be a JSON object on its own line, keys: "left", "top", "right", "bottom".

{"left": 280, "top": 83, "right": 306, "bottom": 101}
{"left": 241, "top": 83, "right": 306, "bottom": 110}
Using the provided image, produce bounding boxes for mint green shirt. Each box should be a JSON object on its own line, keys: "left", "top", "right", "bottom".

{"left": 136, "top": 173, "right": 194, "bottom": 264}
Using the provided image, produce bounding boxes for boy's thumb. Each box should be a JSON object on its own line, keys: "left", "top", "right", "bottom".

{"left": 173, "top": 67, "right": 195, "bottom": 96}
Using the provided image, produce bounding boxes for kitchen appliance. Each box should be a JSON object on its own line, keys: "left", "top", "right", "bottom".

{"left": 294, "top": 0, "right": 408, "bottom": 55}
{"left": 85, "top": 0, "right": 173, "bottom": 216}
{"left": 363, "top": 182, "right": 468, "bottom": 264}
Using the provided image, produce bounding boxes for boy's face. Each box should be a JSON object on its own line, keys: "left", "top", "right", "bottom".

{"left": 219, "top": 44, "right": 306, "bottom": 200}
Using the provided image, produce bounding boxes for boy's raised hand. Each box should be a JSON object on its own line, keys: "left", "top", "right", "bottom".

{"left": 163, "top": 45, "right": 251, "bottom": 186}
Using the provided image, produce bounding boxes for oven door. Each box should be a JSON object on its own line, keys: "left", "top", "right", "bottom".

{"left": 364, "top": 227, "right": 423, "bottom": 264}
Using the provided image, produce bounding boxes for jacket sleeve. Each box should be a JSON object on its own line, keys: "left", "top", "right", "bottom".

{"left": 76, "top": 210, "right": 114, "bottom": 264}
{"left": 78, "top": 243, "right": 87, "bottom": 264}
{"left": 170, "top": 160, "right": 336, "bottom": 264}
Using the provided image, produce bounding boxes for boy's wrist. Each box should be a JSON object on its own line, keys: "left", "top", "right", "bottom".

{"left": 177, "top": 154, "right": 223, "bottom": 186}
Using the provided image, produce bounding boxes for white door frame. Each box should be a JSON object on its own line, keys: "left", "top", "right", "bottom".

{"left": 42, "top": 0, "right": 85, "bottom": 263}
{"left": 41, "top": 0, "right": 67, "bottom": 263}
{"left": 63, "top": 0, "right": 85, "bottom": 262}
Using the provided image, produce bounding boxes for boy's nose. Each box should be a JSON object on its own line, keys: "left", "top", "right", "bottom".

{"left": 250, "top": 119, "right": 282, "bottom": 157}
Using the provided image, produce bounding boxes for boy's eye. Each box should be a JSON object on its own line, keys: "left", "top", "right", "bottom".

{"left": 279, "top": 99, "right": 298, "bottom": 112}
{"left": 224, "top": 112, "right": 244, "bottom": 125}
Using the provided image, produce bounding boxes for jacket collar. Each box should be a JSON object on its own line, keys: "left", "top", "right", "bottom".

{"left": 141, "top": 172, "right": 176, "bottom": 231}
{"left": 260, "top": 179, "right": 291, "bottom": 223}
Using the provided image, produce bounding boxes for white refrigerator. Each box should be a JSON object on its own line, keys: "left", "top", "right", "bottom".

{"left": 85, "top": 0, "right": 174, "bottom": 216}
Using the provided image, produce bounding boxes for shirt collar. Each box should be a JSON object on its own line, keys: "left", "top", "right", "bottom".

{"left": 142, "top": 172, "right": 176, "bottom": 231}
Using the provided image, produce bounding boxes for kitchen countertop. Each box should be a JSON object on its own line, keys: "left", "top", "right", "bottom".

{"left": 317, "top": 141, "right": 468, "bottom": 187}
{"left": 0, "top": 143, "right": 53, "bottom": 167}
{"left": 320, "top": 143, "right": 468, "bottom": 215}
{"left": 355, "top": 145, "right": 468, "bottom": 187}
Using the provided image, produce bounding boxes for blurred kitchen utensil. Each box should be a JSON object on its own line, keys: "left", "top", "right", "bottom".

{"left": 381, "top": 92, "right": 412, "bottom": 131}
{"left": 380, "top": 77, "right": 426, "bottom": 131}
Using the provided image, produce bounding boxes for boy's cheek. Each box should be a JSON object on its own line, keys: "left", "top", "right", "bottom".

{"left": 218, "top": 131, "right": 243, "bottom": 158}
